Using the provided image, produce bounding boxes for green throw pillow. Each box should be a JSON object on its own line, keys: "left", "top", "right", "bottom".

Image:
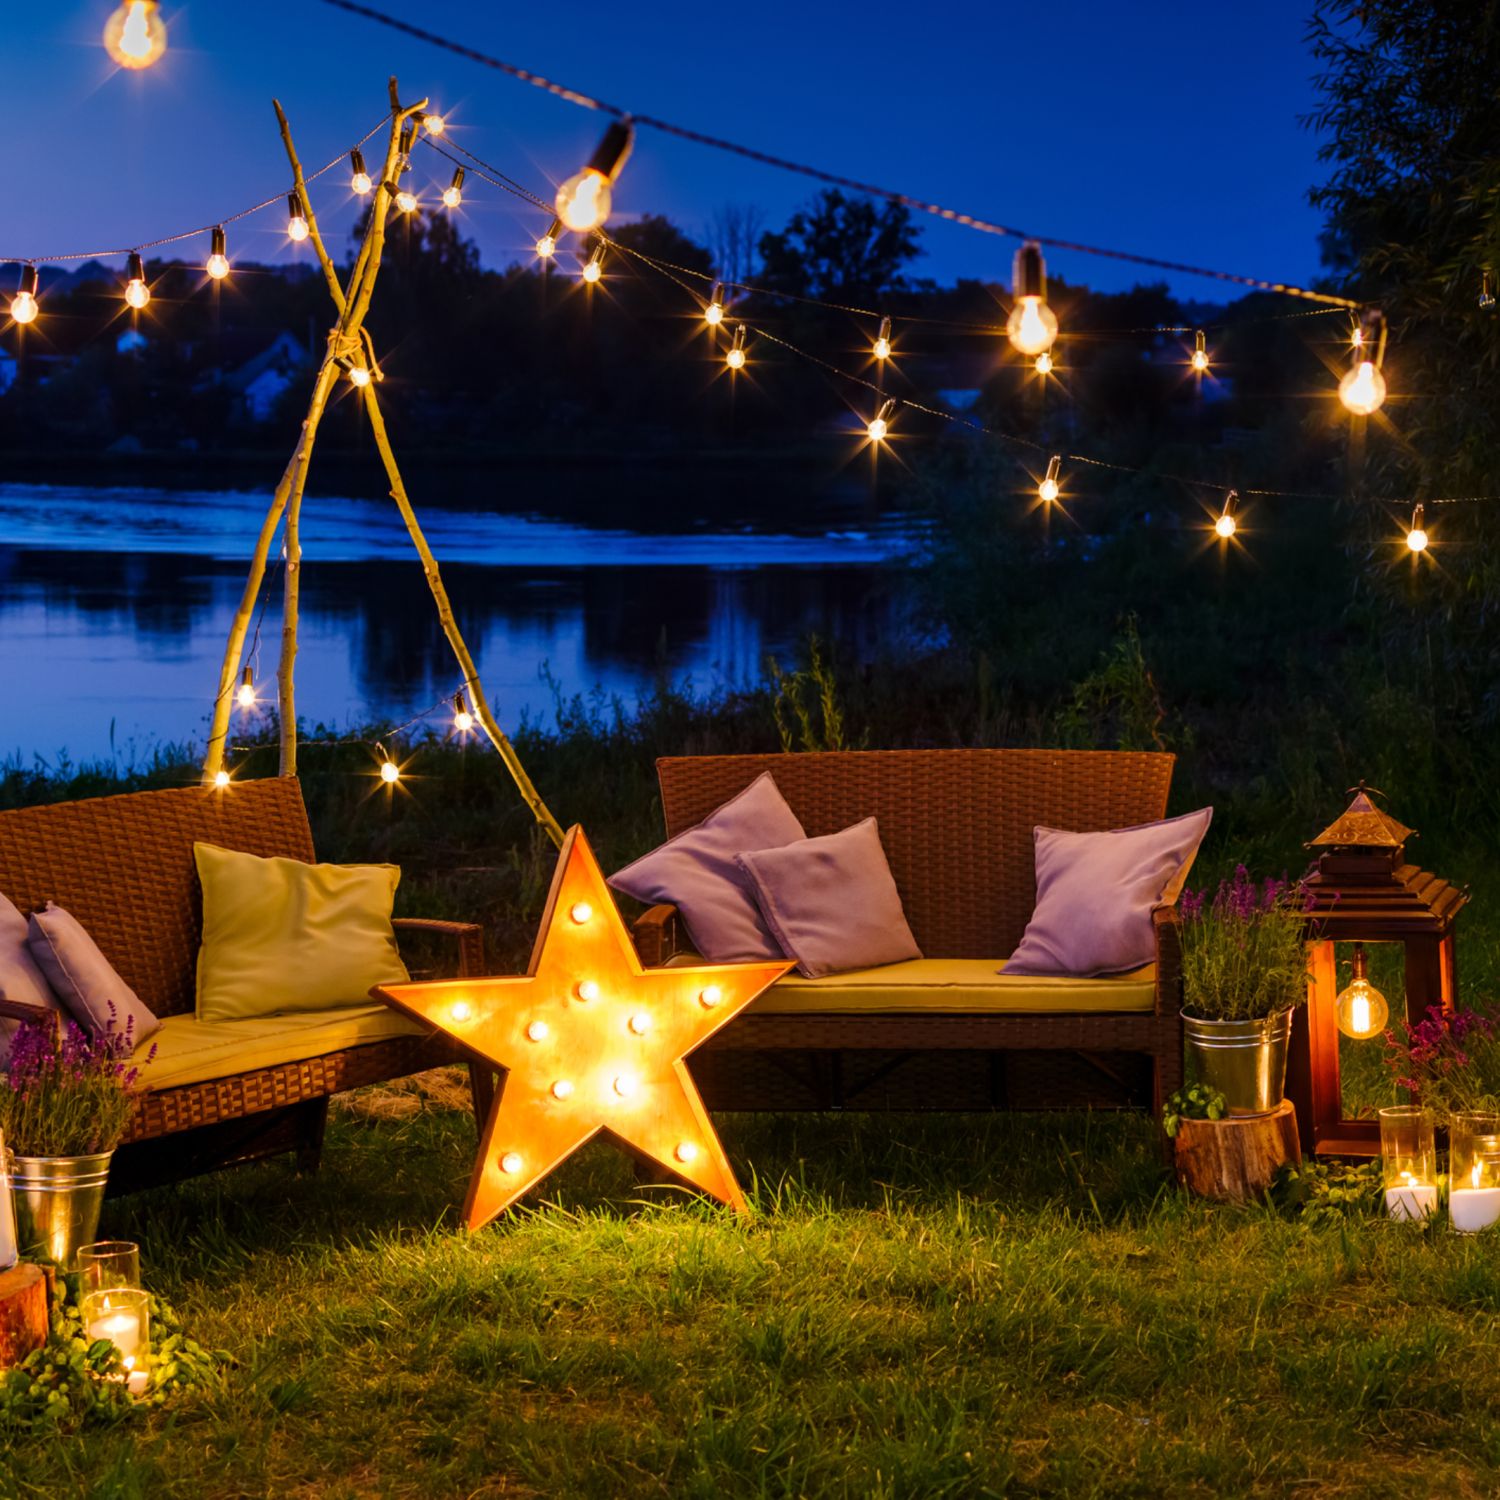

{"left": 194, "top": 842, "right": 410, "bottom": 1022}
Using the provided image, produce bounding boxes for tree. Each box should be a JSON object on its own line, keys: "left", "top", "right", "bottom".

{"left": 756, "top": 190, "right": 921, "bottom": 305}
{"left": 707, "top": 203, "right": 765, "bottom": 287}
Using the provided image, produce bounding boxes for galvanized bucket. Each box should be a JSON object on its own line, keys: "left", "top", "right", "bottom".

{"left": 1181, "top": 1009, "right": 1293, "bottom": 1116}
{"left": 9, "top": 1151, "right": 114, "bottom": 1269}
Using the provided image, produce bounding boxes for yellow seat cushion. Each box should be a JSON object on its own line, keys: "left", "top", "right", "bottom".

{"left": 132, "top": 1004, "right": 424, "bottom": 1091}
{"left": 194, "top": 842, "right": 410, "bottom": 1023}
{"left": 668, "top": 955, "right": 1156, "bottom": 1013}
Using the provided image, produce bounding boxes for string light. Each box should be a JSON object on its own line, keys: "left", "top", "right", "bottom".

{"left": 350, "top": 149, "right": 373, "bottom": 196}
{"left": 235, "top": 666, "right": 256, "bottom": 710}
{"left": 396, "top": 122, "right": 415, "bottom": 171}
{"left": 377, "top": 744, "right": 401, "bottom": 783}
{"left": 452, "top": 691, "right": 475, "bottom": 734}
{"left": 1191, "top": 329, "right": 1209, "bottom": 372}
{"left": 1214, "top": 490, "right": 1239, "bottom": 540}
{"left": 866, "top": 398, "right": 895, "bottom": 442}
{"left": 395, "top": 187, "right": 418, "bottom": 214}
{"left": 873, "top": 316, "right": 892, "bottom": 361}
{"left": 726, "top": 324, "right": 747, "bottom": 370}
{"left": 581, "top": 242, "right": 604, "bottom": 283}
{"left": 123, "top": 252, "right": 150, "bottom": 310}
{"left": 286, "top": 193, "right": 310, "bottom": 242}
{"left": 1350, "top": 321, "right": 1364, "bottom": 350}
{"left": 442, "top": 168, "right": 465, "bottom": 210}
{"left": 422, "top": 112, "right": 447, "bottom": 137}
{"left": 1006, "top": 241, "right": 1058, "bottom": 357}
{"left": 1406, "top": 503, "right": 1428, "bottom": 553}
{"left": 1034, "top": 351, "right": 1053, "bottom": 375}
{"left": 205, "top": 226, "right": 230, "bottom": 281}
{"left": 212, "top": 769, "right": 231, "bottom": 789}
{"left": 704, "top": 282, "right": 725, "bottom": 326}
{"left": 9, "top": 266, "right": 38, "bottom": 325}
{"left": 103, "top": 0, "right": 166, "bottom": 69}
{"left": 535, "top": 218, "right": 562, "bottom": 259}
{"left": 346, "top": 363, "right": 372, "bottom": 388}
{"left": 1339, "top": 310, "right": 1387, "bottom": 415}
{"left": 1039, "top": 454, "right": 1062, "bottom": 504}
{"left": 555, "top": 119, "right": 634, "bottom": 232}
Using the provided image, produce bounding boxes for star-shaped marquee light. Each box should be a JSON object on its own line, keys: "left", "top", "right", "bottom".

{"left": 375, "top": 826, "right": 791, "bottom": 1229}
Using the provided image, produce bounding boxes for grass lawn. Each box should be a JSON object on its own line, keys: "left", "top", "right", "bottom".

{"left": 7, "top": 1092, "right": 1500, "bottom": 1498}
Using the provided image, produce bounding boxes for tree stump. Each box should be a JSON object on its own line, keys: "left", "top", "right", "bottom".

{"left": 1174, "top": 1099, "right": 1301, "bottom": 1202}
{"left": 0, "top": 1264, "right": 48, "bottom": 1368}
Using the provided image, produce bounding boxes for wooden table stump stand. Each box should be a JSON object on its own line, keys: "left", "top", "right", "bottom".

{"left": 0, "top": 1263, "right": 49, "bottom": 1368}
{"left": 1174, "top": 1099, "right": 1301, "bottom": 1202}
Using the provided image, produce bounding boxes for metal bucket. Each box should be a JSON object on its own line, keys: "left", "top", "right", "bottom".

{"left": 9, "top": 1151, "right": 114, "bottom": 1269}
{"left": 1182, "top": 1009, "right": 1293, "bottom": 1116}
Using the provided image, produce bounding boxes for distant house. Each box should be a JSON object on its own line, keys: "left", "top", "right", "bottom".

{"left": 221, "top": 331, "right": 312, "bottom": 423}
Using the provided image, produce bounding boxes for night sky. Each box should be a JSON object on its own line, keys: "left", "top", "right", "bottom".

{"left": 8, "top": 1, "right": 1328, "bottom": 298}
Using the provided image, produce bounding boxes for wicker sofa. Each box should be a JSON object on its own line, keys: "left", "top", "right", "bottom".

{"left": 0, "top": 778, "right": 483, "bottom": 1192}
{"left": 632, "top": 749, "right": 1185, "bottom": 1117}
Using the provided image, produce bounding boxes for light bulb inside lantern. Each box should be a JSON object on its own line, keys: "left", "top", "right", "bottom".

{"left": 380, "top": 759, "right": 400, "bottom": 784}
{"left": 556, "top": 170, "right": 611, "bottom": 233}
{"left": 575, "top": 979, "right": 600, "bottom": 1002}
{"left": 526, "top": 1020, "right": 549, "bottom": 1042}
{"left": 551, "top": 1079, "right": 574, "bottom": 1101}
{"left": 675, "top": 1141, "right": 699, "bottom": 1164}
{"left": 500, "top": 1151, "right": 523, "bottom": 1175}
{"left": 569, "top": 902, "right": 593, "bottom": 925}
{"left": 1339, "top": 360, "right": 1386, "bottom": 416}
{"left": 612, "top": 1073, "right": 639, "bottom": 1099}
{"left": 1335, "top": 948, "right": 1389, "bottom": 1039}
{"left": 103, "top": 1, "right": 166, "bottom": 69}
{"left": 1034, "top": 351, "right": 1053, "bottom": 375}
{"left": 627, "top": 1012, "right": 651, "bottom": 1035}
{"left": 213, "top": 769, "right": 230, "bottom": 789}
{"left": 699, "top": 985, "right": 723, "bottom": 1009}
{"left": 395, "top": 190, "right": 418, "bottom": 215}
{"left": 1007, "top": 296, "right": 1059, "bottom": 357}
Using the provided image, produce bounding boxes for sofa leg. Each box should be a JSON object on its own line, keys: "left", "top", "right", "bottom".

{"left": 295, "top": 1098, "right": 330, "bottom": 1173}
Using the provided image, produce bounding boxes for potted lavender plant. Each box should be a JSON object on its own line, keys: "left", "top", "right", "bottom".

{"left": 1180, "top": 868, "right": 1310, "bottom": 1115}
{"left": 0, "top": 1013, "right": 149, "bottom": 1268}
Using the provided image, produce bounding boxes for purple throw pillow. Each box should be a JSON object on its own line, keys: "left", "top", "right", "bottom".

{"left": 0, "top": 892, "right": 61, "bottom": 1065}
{"left": 736, "top": 817, "right": 922, "bottom": 979}
{"left": 609, "top": 772, "right": 807, "bottom": 962}
{"left": 26, "top": 902, "right": 160, "bottom": 1047}
{"left": 1003, "top": 807, "right": 1214, "bottom": 978}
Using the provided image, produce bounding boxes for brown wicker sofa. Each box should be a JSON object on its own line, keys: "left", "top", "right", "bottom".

{"left": 632, "top": 749, "right": 1185, "bottom": 1117}
{"left": 0, "top": 778, "right": 483, "bottom": 1192}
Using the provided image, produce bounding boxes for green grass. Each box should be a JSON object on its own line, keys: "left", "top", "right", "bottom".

{"left": 7, "top": 1103, "right": 1500, "bottom": 1498}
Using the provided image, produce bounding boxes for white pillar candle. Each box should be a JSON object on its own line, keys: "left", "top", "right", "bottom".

{"left": 1385, "top": 1183, "right": 1438, "bottom": 1221}
{"left": 1449, "top": 1187, "right": 1500, "bottom": 1234}
{"left": 87, "top": 1306, "right": 144, "bottom": 1364}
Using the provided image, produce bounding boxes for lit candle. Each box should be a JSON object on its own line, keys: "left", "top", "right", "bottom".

{"left": 1450, "top": 1162, "right": 1500, "bottom": 1234}
{"left": 1384, "top": 1171, "right": 1438, "bottom": 1222}
{"left": 87, "top": 1303, "right": 144, "bottom": 1364}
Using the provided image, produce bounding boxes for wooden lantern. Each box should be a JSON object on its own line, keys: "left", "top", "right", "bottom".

{"left": 1285, "top": 788, "right": 1468, "bottom": 1156}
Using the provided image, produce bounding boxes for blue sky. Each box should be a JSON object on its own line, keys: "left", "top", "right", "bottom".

{"left": 7, "top": 1, "right": 1330, "bottom": 298}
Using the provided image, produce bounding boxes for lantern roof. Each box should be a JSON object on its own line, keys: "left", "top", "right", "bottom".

{"left": 1307, "top": 788, "right": 1415, "bottom": 851}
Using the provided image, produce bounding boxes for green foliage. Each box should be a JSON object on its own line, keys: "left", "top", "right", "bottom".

{"left": 0, "top": 1017, "right": 144, "bottom": 1158}
{"left": 766, "top": 636, "right": 858, "bottom": 752}
{"left": 1270, "top": 1158, "right": 1385, "bottom": 1224}
{"left": 1052, "top": 615, "right": 1169, "bottom": 751}
{"left": 757, "top": 189, "right": 922, "bottom": 304}
{"left": 1180, "top": 870, "right": 1311, "bottom": 1022}
{"left": 1161, "top": 1082, "right": 1227, "bottom": 1139}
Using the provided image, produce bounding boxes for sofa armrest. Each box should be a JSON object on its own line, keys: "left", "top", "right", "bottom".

{"left": 632, "top": 904, "right": 681, "bottom": 967}
{"left": 393, "top": 918, "right": 485, "bottom": 978}
{"left": 0, "top": 998, "right": 56, "bottom": 1027}
{"left": 1153, "top": 905, "right": 1183, "bottom": 1016}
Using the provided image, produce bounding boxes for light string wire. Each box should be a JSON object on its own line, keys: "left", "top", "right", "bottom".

{"left": 314, "top": 0, "right": 1360, "bottom": 309}
{"left": 230, "top": 681, "right": 474, "bottom": 756}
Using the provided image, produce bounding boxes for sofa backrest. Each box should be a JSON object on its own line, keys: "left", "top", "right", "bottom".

{"left": 0, "top": 778, "right": 315, "bottom": 1017}
{"left": 657, "top": 749, "right": 1176, "bottom": 959}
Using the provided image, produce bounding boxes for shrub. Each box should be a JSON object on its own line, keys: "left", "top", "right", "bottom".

{"left": 1180, "top": 867, "right": 1310, "bottom": 1022}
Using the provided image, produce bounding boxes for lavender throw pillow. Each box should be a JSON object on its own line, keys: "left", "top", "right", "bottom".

{"left": 737, "top": 817, "right": 922, "bottom": 978}
{"left": 0, "top": 893, "right": 61, "bottom": 1065}
{"left": 609, "top": 772, "right": 807, "bottom": 961}
{"left": 1003, "top": 807, "right": 1213, "bottom": 978}
{"left": 26, "top": 902, "right": 160, "bottom": 1047}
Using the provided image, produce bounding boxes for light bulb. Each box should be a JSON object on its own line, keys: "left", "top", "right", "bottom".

{"left": 1039, "top": 455, "right": 1061, "bottom": 504}
{"left": 536, "top": 232, "right": 557, "bottom": 259}
{"left": 526, "top": 1020, "right": 549, "bottom": 1042}
{"left": 555, "top": 119, "right": 633, "bottom": 231}
{"left": 612, "top": 1073, "right": 639, "bottom": 1099}
{"left": 1335, "top": 945, "right": 1389, "bottom": 1039}
{"left": 395, "top": 190, "right": 418, "bottom": 215}
{"left": 347, "top": 365, "right": 371, "bottom": 388}
{"left": 1406, "top": 504, "right": 1428, "bottom": 553}
{"left": 627, "top": 1012, "right": 651, "bottom": 1035}
{"left": 1034, "top": 351, "right": 1053, "bottom": 375}
{"left": 500, "top": 1152, "right": 523, "bottom": 1175}
{"left": 1007, "top": 296, "right": 1059, "bottom": 357}
{"left": 1351, "top": 325, "right": 1364, "bottom": 349}
{"left": 423, "top": 113, "right": 446, "bottom": 136}
{"left": 726, "top": 325, "right": 747, "bottom": 370}
{"left": 124, "top": 252, "right": 150, "bottom": 310}
{"left": 1214, "top": 491, "right": 1238, "bottom": 540}
{"left": 699, "top": 985, "right": 723, "bottom": 1009}
{"left": 866, "top": 399, "right": 895, "bottom": 443}
{"left": 581, "top": 245, "right": 604, "bottom": 284}
{"left": 235, "top": 667, "right": 255, "bottom": 709}
{"left": 286, "top": 194, "right": 309, "bottom": 242}
{"left": 1339, "top": 360, "right": 1386, "bottom": 415}
{"left": 453, "top": 693, "right": 474, "bottom": 734}
{"left": 551, "top": 1079, "right": 574, "bottom": 1101}
{"left": 1191, "top": 349, "right": 1209, "bottom": 372}
{"left": 674, "top": 1141, "right": 699, "bottom": 1165}
{"left": 350, "top": 150, "right": 372, "bottom": 196}
{"left": 442, "top": 168, "right": 464, "bottom": 209}
{"left": 874, "top": 315, "right": 892, "bottom": 361}
{"left": 575, "top": 980, "right": 600, "bottom": 1002}
{"left": 206, "top": 225, "right": 229, "bottom": 281}
{"left": 570, "top": 902, "right": 593, "bottom": 925}
{"left": 103, "top": 1, "right": 166, "bottom": 69}
{"left": 10, "top": 266, "right": 38, "bottom": 325}
{"left": 212, "top": 769, "right": 230, "bottom": 789}
{"left": 380, "top": 760, "right": 400, "bottom": 784}
{"left": 451, "top": 1000, "right": 472, "bottom": 1022}
{"left": 705, "top": 281, "right": 724, "bottom": 326}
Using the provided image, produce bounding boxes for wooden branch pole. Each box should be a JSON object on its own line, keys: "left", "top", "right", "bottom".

{"left": 1174, "top": 1099, "right": 1301, "bottom": 1203}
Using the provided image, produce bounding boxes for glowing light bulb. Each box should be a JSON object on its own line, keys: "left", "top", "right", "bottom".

{"left": 10, "top": 266, "right": 38, "bottom": 325}
{"left": 204, "top": 225, "right": 230, "bottom": 281}
{"left": 453, "top": 692, "right": 474, "bottom": 734}
{"left": 526, "top": 1020, "right": 549, "bottom": 1042}
{"left": 350, "top": 150, "right": 372, "bottom": 196}
{"left": 1007, "top": 240, "right": 1058, "bottom": 356}
{"left": 1214, "top": 490, "right": 1238, "bottom": 540}
{"left": 103, "top": 0, "right": 166, "bottom": 69}
{"left": 699, "top": 985, "right": 723, "bottom": 1009}
{"left": 286, "top": 194, "right": 309, "bottom": 242}
{"left": 1191, "top": 330, "right": 1209, "bottom": 372}
{"left": 235, "top": 667, "right": 256, "bottom": 710}
{"left": 124, "top": 252, "right": 149, "bottom": 310}
{"left": 1406, "top": 503, "right": 1428, "bottom": 553}
{"left": 212, "top": 769, "right": 230, "bottom": 789}
{"left": 726, "top": 325, "right": 747, "bottom": 370}
{"left": 1038, "top": 454, "right": 1061, "bottom": 504}
{"left": 873, "top": 315, "right": 892, "bottom": 361}
{"left": 867, "top": 399, "right": 895, "bottom": 442}
{"left": 705, "top": 282, "right": 725, "bottom": 326}
{"left": 1034, "top": 351, "right": 1053, "bottom": 375}
{"left": 576, "top": 980, "right": 600, "bottom": 1002}
{"left": 627, "top": 1012, "right": 651, "bottom": 1035}
{"left": 451, "top": 1000, "right": 472, "bottom": 1022}
{"left": 380, "top": 760, "right": 400, "bottom": 784}
{"left": 395, "top": 190, "right": 418, "bottom": 215}
{"left": 442, "top": 168, "right": 464, "bottom": 210}
{"left": 674, "top": 1141, "right": 699, "bottom": 1165}
{"left": 581, "top": 244, "right": 604, "bottom": 283}
{"left": 556, "top": 119, "right": 634, "bottom": 232}
{"left": 551, "top": 1079, "right": 574, "bottom": 1101}
{"left": 500, "top": 1151, "right": 523, "bottom": 1175}
{"left": 423, "top": 113, "right": 446, "bottom": 137}
{"left": 1351, "top": 324, "right": 1364, "bottom": 349}
{"left": 1335, "top": 944, "right": 1389, "bottom": 1040}
{"left": 536, "top": 232, "right": 557, "bottom": 259}
{"left": 570, "top": 902, "right": 593, "bottom": 925}
{"left": 1339, "top": 360, "right": 1386, "bottom": 416}
{"left": 347, "top": 364, "right": 371, "bottom": 388}
{"left": 612, "top": 1072, "right": 639, "bottom": 1099}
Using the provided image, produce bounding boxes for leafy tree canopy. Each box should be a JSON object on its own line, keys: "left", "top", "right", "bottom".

{"left": 757, "top": 190, "right": 922, "bottom": 305}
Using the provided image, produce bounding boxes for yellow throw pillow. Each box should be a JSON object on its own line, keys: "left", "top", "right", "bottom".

{"left": 194, "top": 842, "right": 410, "bottom": 1023}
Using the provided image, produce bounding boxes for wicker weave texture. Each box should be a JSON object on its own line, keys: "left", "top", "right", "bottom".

{"left": 657, "top": 750, "right": 1175, "bottom": 959}
{"left": 0, "top": 779, "right": 315, "bottom": 1018}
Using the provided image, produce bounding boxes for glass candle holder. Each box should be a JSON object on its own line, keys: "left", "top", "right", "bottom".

{"left": 1380, "top": 1105, "right": 1438, "bottom": 1221}
{"left": 1448, "top": 1113, "right": 1500, "bottom": 1233}
{"left": 77, "top": 1240, "right": 140, "bottom": 1292}
{"left": 82, "top": 1286, "right": 150, "bottom": 1393}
